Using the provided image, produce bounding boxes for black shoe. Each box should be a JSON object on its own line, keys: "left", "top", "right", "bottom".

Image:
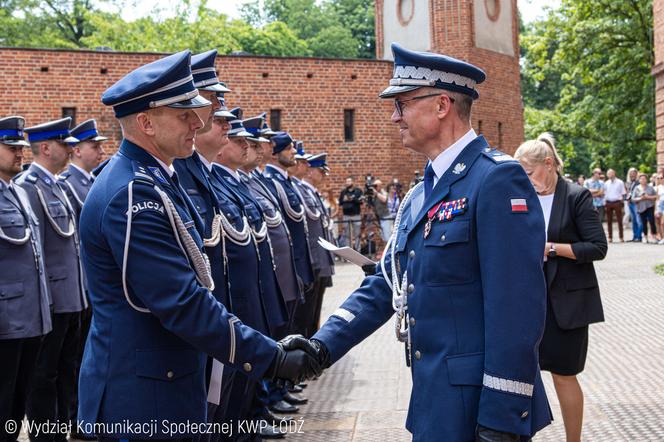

{"left": 283, "top": 391, "right": 308, "bottom": 405}
{"left": 288, "top": 384, "right": 303, "bottom": 393}
{"left": 257, "top": 420, "right": 286, "bottom": 439}
{"left": 258, "top": 410, "right": 295, "bottom": 426}
{"left": 270, "top": 399, "right": 299, "bottom": 414}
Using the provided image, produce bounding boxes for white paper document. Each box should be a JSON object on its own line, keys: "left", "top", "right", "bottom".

{"left": 317, "top": 237, "right": 376, "bottom": 267}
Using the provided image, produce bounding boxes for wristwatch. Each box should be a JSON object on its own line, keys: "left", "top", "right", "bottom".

{"left": 548, "top": 243, "right": 557, "bottom": 258}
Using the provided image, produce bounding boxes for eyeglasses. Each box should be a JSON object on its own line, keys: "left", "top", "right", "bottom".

{"left": 394, "top": 93, "right": 454, "bottom": 117}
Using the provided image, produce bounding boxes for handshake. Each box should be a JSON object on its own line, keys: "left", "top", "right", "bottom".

{"left": 266, "top": 335, "right": 330, "bottom": 384}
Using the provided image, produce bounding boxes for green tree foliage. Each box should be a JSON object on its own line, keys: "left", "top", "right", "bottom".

{"left": 521, "top": 0, "right": 655, "bottom": 176}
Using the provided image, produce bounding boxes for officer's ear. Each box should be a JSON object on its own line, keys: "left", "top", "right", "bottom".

{"left": 135, "top": 112, "right": 157, "bottom": 137}
{"left": 435, "top": 94, "right": 454, "bottom": 120}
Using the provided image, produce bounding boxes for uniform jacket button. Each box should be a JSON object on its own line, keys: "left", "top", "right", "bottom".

{"left": 409, "top": 317, "right": 416, "bottom": 326}
{"left": 409, "top": 250, "right": 415, "bottom": 258}
{"left": 414, "top": 350, "right": 421, "bottom": 360}
{"left": 166, "top": 370, "right": 174, "bottom": 379}
{"left": 407, "top": 284, "right": 414, "bottom": 293}
{"left": 441, "top": 234, "right": 446, "bottom": 241}
{"left": 521, "top": 411, "right": 529, "bottom": 419}
{"left": 243, "top": 363, "right": 252, "bottom": 372}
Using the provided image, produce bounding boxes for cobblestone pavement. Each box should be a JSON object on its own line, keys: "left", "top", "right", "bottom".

{"left": 289, "top": 241, "right": 664, "bottom": 441}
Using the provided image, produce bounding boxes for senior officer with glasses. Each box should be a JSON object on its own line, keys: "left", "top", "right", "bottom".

{"left": 283, "top": 43, "right": 552, "bottom": 441}
{"left": 77, "top": 51, "right": 322, "bottom": 441}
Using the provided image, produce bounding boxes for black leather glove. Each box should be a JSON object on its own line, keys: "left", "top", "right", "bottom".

{"left": 266, "top": 335, "right": 323, "bottom": 384}
{"left": 279, "top": 334, "right": 331, "bottom": 370}
{"left": 475, "top": 425, "right": 520, "bottom": 442}
{"left": 361, "top": 263, "right": 376, "bottom": 276}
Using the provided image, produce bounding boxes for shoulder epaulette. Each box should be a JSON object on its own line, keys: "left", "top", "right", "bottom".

{"left": 482, "top": 148, "right": 516, "bottom": 163}
{"left": 25, "top": 173, "right": 38, "bottom": 184}
{"left": 131, "top": 162, "right": 154, "bottom": 185}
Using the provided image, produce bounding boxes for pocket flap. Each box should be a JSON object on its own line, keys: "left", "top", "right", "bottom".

{"left": 425, "top": 220, "right": 470, "bottom": 247}
{"left": 0, "top": 281, "right": 24, "bottom": 300}
{"left": 48, "top": 268, "right": 68, "bottom": 282}
{"left": 0, "top": 209, "right": 25, "bottom": 228}
{"left": 446, "top": 351, "right": 484, "bottom": 386}
{"left": 136, "top": 348, "right": 199, "bottom": 381}
{"left": 47, "top": 201, "right": 67, "bottom": 218}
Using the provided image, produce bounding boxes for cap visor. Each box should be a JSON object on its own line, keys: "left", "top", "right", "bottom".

{"left": 248, "top": 136, "right": 270, "bottom": 143}
{"left": 92, "top": 135, "right": 109, "bottom": 142}
{"left": 167, "top": 94, "right": 211, "bottom": 109}
{"left": 262, "top": 130, "right": 278, "bottom": 137}
{"left": 64, "top": 136, "right": 79, "bottom": 143}
{"left": 229, "top": 130, "right": 253, "bottom": 138}
{"left": 201, "top": 83, "right": 231, "bottom": 93}
{"left": 378, "top": 85, "right": 421, "bottom": 98}
{"left": 1, "top": 139, "right": 30, "bottom": 147}
{"left": 214, "top": 110, "right": 236, "bottom": 119}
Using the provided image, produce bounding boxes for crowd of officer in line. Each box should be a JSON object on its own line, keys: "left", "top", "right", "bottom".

{"left": 0, "top": 48, "right": 336, "bottom": 442}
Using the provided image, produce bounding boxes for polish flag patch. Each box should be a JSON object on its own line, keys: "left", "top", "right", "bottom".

{"left": 510, "top": 198, "right": 528, "bottom": 213}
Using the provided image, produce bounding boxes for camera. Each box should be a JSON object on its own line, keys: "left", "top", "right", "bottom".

{"left": 364, "top": 174, "right": 376, "bottom": 204}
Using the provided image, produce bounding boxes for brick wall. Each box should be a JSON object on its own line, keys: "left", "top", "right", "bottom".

{"left": 0, "top": 13, "right": 524, "bottom": 193}
{"left": 654, "top": 0, "right": 664, "bottom": 167}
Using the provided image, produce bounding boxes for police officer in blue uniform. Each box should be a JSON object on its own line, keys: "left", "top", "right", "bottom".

{"left": 59, "top": 119, "right": 107, "bottom": 218}
{"left": 302, "top": 153, "right": 335, "bottom": 335}
{"left": 283, "top": 43, "right": 552, "bottom": 441}
{"left": 56, "top": 117, "right": 107, "bottom": 440}
{"left": 15, "top": 117, "right": 85, "bottom": 442}
{"left": 0, "top": 117, "right": 51, "bottom": 442}
{"left": 77, "top": 50, "right": 321, "bottom": 441}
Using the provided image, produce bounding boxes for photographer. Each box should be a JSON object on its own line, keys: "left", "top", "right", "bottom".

{"left": 339, "top": 177, "right": 363, "bottom": 250}
{"left": 372, "top": 179, "right": 392, "bottom": 242}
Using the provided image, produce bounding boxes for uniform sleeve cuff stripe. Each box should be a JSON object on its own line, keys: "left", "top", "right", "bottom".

{"left": 332, "top": 308, "right": 355, "bottom": 323}
{"left": 483, "top": 373, "right": 534, "bottom": 397}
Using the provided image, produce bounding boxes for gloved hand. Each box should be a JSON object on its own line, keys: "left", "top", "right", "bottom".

{"left": 266, "top": 335, "right": 324, "bottom": 384}
{"left": 475, "top": 425, "right": 520, "bottom": 442}
{"left": 280, "top": 334, "right": 331, "bottom": 370}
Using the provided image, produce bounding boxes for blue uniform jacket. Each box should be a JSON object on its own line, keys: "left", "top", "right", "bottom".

{"left": 262, "top": 165, "right": 315, "bottom": 286}
{"left": 59, "top": 164, "right": 93, "bottom": 220}
{"left": 15, "top": 164, "right": 86, "bottom": 314}
{"left": 77, "top": 140, "right": 277, "bottom": 436}
{"left": 314, "top": 136, "right": 552, "bottom": 441}
{"left": 173, "top": 153, "right": 229, "bottom": 308}
{"left": 0, "top": 181, "right": 52, "bottom": 339}
{"left": 214, "top": 166, "right": 288, "bottom": 336}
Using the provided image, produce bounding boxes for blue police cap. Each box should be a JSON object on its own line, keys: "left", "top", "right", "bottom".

{"left": 293, "top": 140, "right": 311, "bottom": 160}
{"left": 102, "top": 50, "right": 211, "bottom": 118}
{"left": 307, "top": 152, "right": 329, "bottom": 172}
{"left": 271, "top": 131, "right": 293, "bottom": 155}
{"left": 227, "top": 108, "right": 252, "bottom": 138}
{"left": 258, "top": 112, "right": 278, "bottom": 137}
{"left": 70, "top": 119, "right": 108, "bottom": 144}
{"left": 25, "top": 117, "right": 78, "bottom": 144}
{"left": 242, "top": 115, "right": 269, "bottom": 143}
{"left": 380, "top": 43, "right": 486, "bottom": 100}
{"left": 213, "top": 95, "right": 235, "bottom": 119}
{"left": 0, "top": 116, "right": 30, "bottom": 147}
{"left": 191, "top": 49, "right": 231, "bottom": 93}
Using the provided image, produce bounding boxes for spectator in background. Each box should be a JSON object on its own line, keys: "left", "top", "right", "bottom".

{"left": 577, "top": 175, "right": 585, "bottom": 187}
{"left": 656, "top": 173, "right": 664, "bottom": 245}
{"left": 339, "top": 177, "right": 363, "bottom": 250}
{"left": 632, "top": 173, "right": 658, "bottom": 243}
{"left": 372, "top": 179, "right": 392, "bottom": 242}
{"left": 515, "top": 133, "right": 606, "bottom": 442}
{"left": 326, "top": 189, "right": 340, "bottom": 245}
{"left": 625, "top": 168, "right": 643, "bottom": 242}
{"left": 603, "top": 169, "right": 626, "bottom": 242}
{"left": 387, "top": 182, "right": 401, "bottom": 231}
{"left": 584, "top": 168, "right": 605, "bottom": 222}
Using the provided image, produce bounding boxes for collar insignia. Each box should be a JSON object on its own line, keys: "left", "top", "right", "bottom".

{"left": 452, "top": 163, "right": 466, "bottom": 175}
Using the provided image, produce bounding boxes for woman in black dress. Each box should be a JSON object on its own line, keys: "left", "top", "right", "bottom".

{"left": 515, "top": 133, "right": 607, "bottom": 442}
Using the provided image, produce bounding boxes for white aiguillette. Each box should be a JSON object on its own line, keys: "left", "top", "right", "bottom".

{"left": 317, "top": 237, "right": 376, "bottom": 267}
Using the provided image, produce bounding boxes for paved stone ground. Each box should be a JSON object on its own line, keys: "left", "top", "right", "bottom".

{"left": 288, "top": 241, "right": 664, "bottom": 441}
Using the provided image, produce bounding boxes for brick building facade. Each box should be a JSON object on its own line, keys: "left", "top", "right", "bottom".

{"left": 653, "top": 0, "right": 664, "bottom": 167}
{"left": 0, "top": 0, "right": 524, "bottom": 191}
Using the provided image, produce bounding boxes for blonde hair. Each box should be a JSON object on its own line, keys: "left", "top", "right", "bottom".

{"left": 514, "top": 132, "right": 564, "bottom": 174}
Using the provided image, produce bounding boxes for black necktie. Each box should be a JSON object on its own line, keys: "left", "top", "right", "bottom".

{"left": 424, "top": 163, "right": 435, "bottom": 199}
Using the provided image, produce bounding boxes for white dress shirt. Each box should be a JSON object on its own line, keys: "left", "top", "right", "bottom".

{"left": 215, "top": 163, "right": 240, "bottom": 181}
{"left": 70, "top": 163, "right": 93, "bottom": 181}
{"left": 604, "top": 178, "right": 626, "bottom": 202}
{"left": 429, "top": 129, "right": 477, "bottom": 188}
{"left": 32, "top": 162, "right": 59, "bottom": 182}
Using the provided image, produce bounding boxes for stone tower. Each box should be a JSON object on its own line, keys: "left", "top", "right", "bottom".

{"left": 375, "top": 0, "right": 524, "bottom": 154}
